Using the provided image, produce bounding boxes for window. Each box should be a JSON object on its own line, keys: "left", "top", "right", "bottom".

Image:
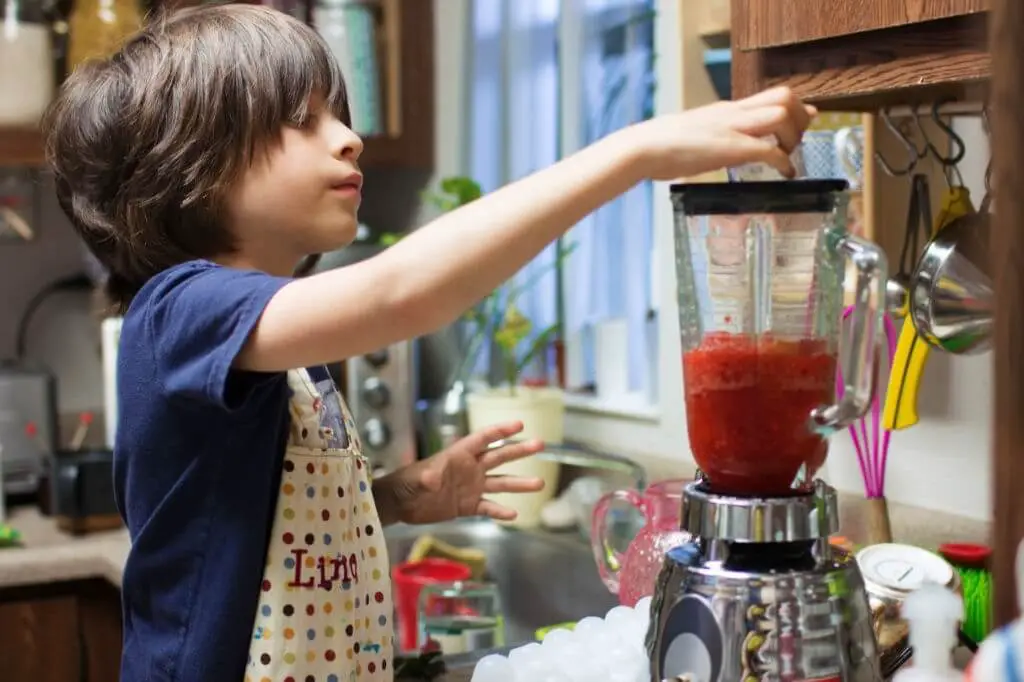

{"left": 467, "top": 0, "right": 657, "bottom": 416}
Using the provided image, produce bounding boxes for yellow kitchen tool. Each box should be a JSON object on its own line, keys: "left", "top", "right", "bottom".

{"left": 406, "top": 534, "right": 488, "bottom": 581}
{"left": 882, "top": 180, "right": 975, "bottom": 431}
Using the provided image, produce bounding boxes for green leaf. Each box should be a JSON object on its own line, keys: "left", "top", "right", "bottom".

{"left": 439, "top": 176, "right": 483, "bottom": 205}
{"left": 516, "top": 321, "right": 560, "bottom": 375}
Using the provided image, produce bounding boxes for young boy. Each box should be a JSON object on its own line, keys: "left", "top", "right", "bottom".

{"left": 43, "top": 4, "right": 813, "bottom": 681}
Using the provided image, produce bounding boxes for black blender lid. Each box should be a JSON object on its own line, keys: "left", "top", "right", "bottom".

{"left": 670, "top": 179, "right": 848, "bottom": 215}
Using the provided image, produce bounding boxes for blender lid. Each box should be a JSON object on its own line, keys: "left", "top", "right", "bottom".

{"left": 670, "top": 179, "right": 848, "bottom": 215}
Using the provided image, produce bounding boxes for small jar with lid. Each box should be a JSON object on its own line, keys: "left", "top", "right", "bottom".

{"left": 0, "top": 0, "right": 56, "bottom": 127}
{"left": 66, "top": 0, "right": 143, "bottom": 72}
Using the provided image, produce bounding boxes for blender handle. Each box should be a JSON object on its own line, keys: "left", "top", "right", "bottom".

{"left": 590, "top": 488, "right": 646, "bottom": 595}
{"left": 811, "top": 234, "right": 887, "bottom": 433}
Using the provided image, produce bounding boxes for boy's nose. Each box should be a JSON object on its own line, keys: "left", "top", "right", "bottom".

{"left": 329, "top": 119, "right": 363, "bottom": 161}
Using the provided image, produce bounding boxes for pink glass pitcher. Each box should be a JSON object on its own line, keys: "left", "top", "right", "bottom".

{"left": 590, "top": 479, "right": 691, "bottom": 607}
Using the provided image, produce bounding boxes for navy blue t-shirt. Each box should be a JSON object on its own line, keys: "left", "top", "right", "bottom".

{"left": 114, "top": 260, "right": 297, "bottom": 682}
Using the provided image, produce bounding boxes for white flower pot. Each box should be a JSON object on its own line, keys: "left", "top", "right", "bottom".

{"left": 466, "top": 386, "right": 564, "bottom": 528}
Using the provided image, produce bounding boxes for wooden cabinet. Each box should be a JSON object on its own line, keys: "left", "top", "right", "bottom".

{"left": 0, "top": 595, "right": 81, "bottom": 681}
{"left": 733, "top": 0, "right": 988, "bottom": 49}
{"left": 730, "top": 0, "right": 990, "bottom": 109}
{"left": 0, "top": 0, "right": 434, "bottom": 169}
{"left": 0, "top": 580, "right": 122, "bottom": 682}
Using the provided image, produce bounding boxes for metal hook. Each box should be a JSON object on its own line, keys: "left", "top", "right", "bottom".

{"left": 922, "top": 98, "right": 967, "bottom": 166}
{"left": 874, "top": 108, "right": 920, "bottom": 176}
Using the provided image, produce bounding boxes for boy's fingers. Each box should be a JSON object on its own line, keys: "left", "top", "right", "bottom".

{"left": 483, "top": 475, "right": 545, "bottom": 494}
{"left": 457, "top": 421, "right": 525, "bottom": 456}
{"left": 476, "top": 500, "right": 518, "bottom": 521}
{"left": 479, "top": 439, "right": 545, "bottom": 470}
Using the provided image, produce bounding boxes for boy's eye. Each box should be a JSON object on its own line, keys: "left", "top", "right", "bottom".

{"left": 290, "top": 112, "right": 319, "bottom": 130}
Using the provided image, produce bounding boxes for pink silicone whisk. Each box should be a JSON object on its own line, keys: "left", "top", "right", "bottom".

{"left": 837, "top": 306, "right": 898, "bottom": 500}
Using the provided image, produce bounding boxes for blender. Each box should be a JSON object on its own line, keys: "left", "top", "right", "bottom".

{"left": 649, "top": 180, "right": 886, "bottom": 682}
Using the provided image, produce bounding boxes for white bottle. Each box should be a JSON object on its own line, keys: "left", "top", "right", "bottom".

{"left": 893, "top": 582, "right": 964, "bottom": 682}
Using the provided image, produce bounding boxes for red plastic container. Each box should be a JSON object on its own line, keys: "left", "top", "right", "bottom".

{"left": 392, "top": 558, "right": 473, "bottom": 651}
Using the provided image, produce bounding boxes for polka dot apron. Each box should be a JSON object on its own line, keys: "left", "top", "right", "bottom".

{"left": 247, "top": 368, "right": 393, "bottom": 682}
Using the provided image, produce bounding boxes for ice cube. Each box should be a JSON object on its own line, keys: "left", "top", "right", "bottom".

{"left": 508, "top": 642, "right": 543, "bottom": 668}
{"left": 628, "top": 614, "right": 651, "bottom": 647}
{"left": 634, "top": 596, "right": 653, "bottom": 619}
{"left": 533, "top": 671, "right": 573, "bottom": 682}
{"left": 574, "top": 616, "right": 606, "bottom": 639}
{"left": 606, "top": 651, "right": 648, "bottom": 682}
{"left": 585, "top": 627, "right": 620, "bottom": 656}
{"left": 472, "top": 654, "right": 515, "bottom": 682}
{"left": 554, "top": 639, "right": 587, "bottom": 664}
{"left": 513, "top": 657, "right": 557, "bottom": 682}
{"left": 541, "top": 627, "right": 574, "bottom": 650}
{"left": 607, "top": 665, "right": 639, "bottom": 682}
{"left": 605, "top": 605, "right": 635, "bottom": 630}
{"left": 559, "top": 654, "right": 604, "bottom": 682}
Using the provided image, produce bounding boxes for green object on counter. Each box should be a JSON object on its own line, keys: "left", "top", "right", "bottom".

{"left": 938, "top": 543, "right": 993, "bottom": 645}
{"left": 958, "top": 565, "right": 993, "bottom": 643}
{"left": 0, "top": 524, "right": 22, "bottom": 547}
{"left": 535, "top": 622, "right": 576, "bottom": 641}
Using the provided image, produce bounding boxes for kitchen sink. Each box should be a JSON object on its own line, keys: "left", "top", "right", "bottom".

{"left": 384, "top": 518, "right": 618, "bottom": 650}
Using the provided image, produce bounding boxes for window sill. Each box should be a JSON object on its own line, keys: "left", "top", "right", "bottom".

{"left": 563, "top": 392, "right": 660, "bottom": 422}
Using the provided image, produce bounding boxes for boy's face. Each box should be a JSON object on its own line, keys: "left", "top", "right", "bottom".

{"left": 223, "top": 105, "right": 364, "bottom": 275}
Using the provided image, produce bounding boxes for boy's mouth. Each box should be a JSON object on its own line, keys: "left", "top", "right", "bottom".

{"left": 330, "top": 173, "right": 363, "bottom": 194}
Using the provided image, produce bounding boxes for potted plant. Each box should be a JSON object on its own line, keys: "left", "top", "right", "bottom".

{"left": 422, "top": 176, "right": 573, "bottom": 527}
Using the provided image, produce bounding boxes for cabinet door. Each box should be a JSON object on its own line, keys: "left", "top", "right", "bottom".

{"left": 0, "top": 597, "right": 81, "bottom": 682}
{"left": 79, "top": 581, "right": 123, "bottom": 682}
{"left": 733, "top": 0, "right": 989, "bottom": 50}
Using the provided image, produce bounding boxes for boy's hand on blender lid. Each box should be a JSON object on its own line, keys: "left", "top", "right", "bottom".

{"left": 625, "top": 86, "right": 816, "bottom": 181}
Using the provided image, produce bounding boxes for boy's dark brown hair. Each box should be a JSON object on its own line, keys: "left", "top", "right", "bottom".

{"left": 43, "top": 4, "right": 350, "bottom": 312}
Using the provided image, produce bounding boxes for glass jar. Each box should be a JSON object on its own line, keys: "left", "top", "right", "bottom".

{"left": 66, "top": 0, "right": 142, "bottom": 71}
{"left": 0, "top": 0, "right": 56, "bottom": 126}
{"left": 417, "top": 581, "right": 504, "bottom": 655}
{"left": 312, "top": 0, "right": 382, "bottom": 135}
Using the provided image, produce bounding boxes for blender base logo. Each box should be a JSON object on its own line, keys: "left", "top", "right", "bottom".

{"left": 658, "top": 595, "right": 723, "bottom": 682}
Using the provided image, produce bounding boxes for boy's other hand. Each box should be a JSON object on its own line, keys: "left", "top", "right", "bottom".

{"left": 372, "top": 421, "right": 546, "bottom": 526}
{"left": 624, "top": 86, "right": 817, "bottom": 181}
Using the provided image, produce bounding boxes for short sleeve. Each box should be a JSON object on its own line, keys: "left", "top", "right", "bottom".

{"left": 135, "top": 261, "right": 292, "bottom": 409}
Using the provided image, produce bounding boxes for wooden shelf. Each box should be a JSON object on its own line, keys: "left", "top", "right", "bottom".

{"left": 696, "top": 0, "right": 731, "bottom": 40}
{"left": 732, "top": 0, "right": 988, "bottom": 50}
{"left": 0, "top": 0, "right": 433, "bottom": 169}
{"left": 0, "top": 128, "right": 45, "bottom": 168}
{"left": 731, "top": 11, "right": 990, "bottom": 110}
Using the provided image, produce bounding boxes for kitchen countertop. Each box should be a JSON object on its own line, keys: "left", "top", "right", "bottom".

{"left": 0, "top": 504, "right": 976, "bottom": 679}
{"left": 0, "top": 506, "right": 129, "bottom": 590}
{"left": 0, "top": 478, "right": 991, "bottom": 593}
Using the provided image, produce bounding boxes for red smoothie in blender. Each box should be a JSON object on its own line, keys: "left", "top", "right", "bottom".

{"left": 683, "top": 332, "right": 836, "bottom": 496}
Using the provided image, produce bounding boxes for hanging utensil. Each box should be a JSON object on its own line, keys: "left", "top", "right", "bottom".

{"left": 883, "top": 107, "right": 976, "bottom": 430}
{"left": 906, "top": 210, "right": 991, "bottom": 355}
{"left": 882, "top": 173, "right": 934, "bottom": 431}
{"left": 840, "top": 307, "right": 898, "bottom": 544}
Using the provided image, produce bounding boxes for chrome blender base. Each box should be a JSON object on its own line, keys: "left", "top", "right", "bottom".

{"left": 647, "top": 482, "right": 882, "bottom": 682}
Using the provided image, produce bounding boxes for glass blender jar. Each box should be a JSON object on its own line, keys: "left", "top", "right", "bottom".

{"left": 671, "top": 180, "right": 885, "bottom": 496}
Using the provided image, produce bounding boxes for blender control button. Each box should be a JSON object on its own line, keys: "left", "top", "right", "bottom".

{"left": 365, "top": 349, "right": 389, "bottom": 367}
{"left": 360, "top": 377, "right": 391, "bottom": 409}
{"left": 361, "top": 418, "right": 391, "bottom": 450}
